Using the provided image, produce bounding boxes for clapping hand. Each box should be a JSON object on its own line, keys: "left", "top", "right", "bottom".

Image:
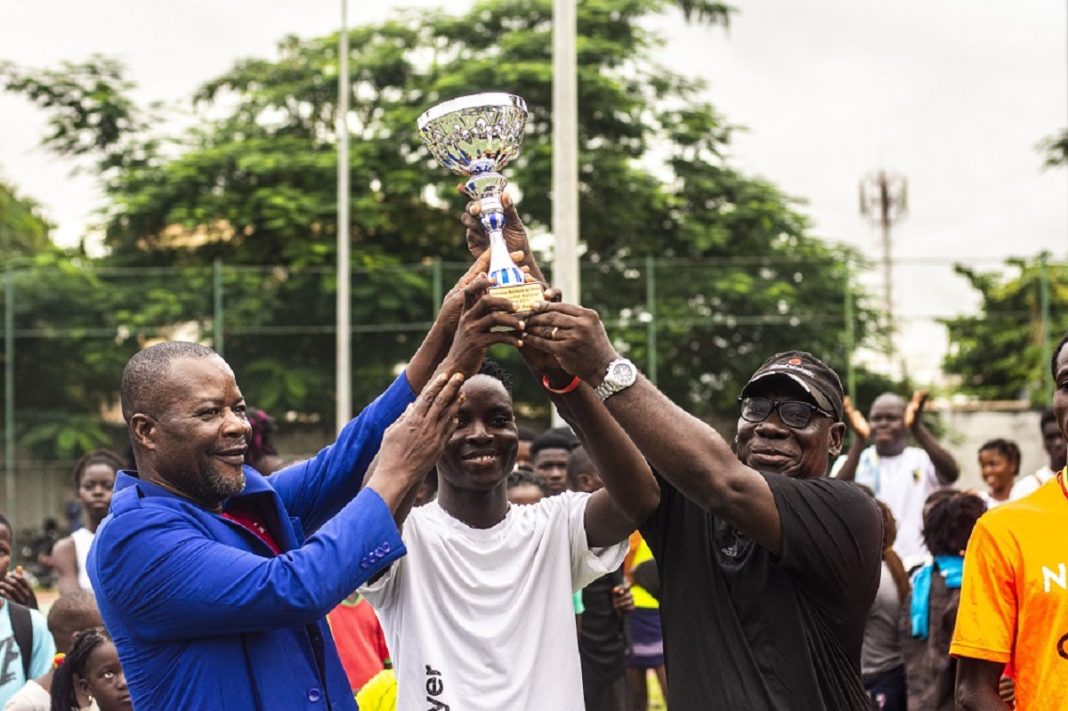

{"left": 904, "top": 390, "right": 929, "bottom": 431}
{"left": 843, "top": 396, "right": 871, "bottom": 440}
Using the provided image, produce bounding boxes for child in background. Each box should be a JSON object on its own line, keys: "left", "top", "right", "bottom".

{"left": 506, "top": 469, "right": 545, "bottom": 506}
{"left": 244, "top": 409, "right": 285, "bottom": 475}
{"left": 623, "top": 532, "right": 667, "bottom": 711}
{"left": 50, "top": 628, "right": 130, "bottom": 711}
{"left": 0, "top": 515, "right": 55, "bottom": 708}
{"left": 4, "top": 591, "right": 103, "bottom": 711}
{"left": 326, "top": 593, "right": 390, "bottom": 694}
{"left": 975, "top": 439, "right": 1020, "bottom": 509}
{"left": 900, "top": 491, "right": 986, "bottom": 710}
{"left": 52, "top": 451, "right": 123, "bottom": 595}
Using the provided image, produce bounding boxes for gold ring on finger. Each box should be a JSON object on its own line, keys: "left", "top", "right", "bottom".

{"left": 551, "top": 326, "right": 559, "bottom": 340}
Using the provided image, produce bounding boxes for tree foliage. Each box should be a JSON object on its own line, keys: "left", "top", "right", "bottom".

{"left": 5, "top": 0, "right": 880, "bottom": 448}
{"left": 0, "top": 178, "right": 53, "bottom": 258}
{"left": 942, "top": 256, "right": 1068, "bottom": 404}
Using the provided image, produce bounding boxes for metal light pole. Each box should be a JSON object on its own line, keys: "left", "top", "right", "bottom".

{"left": 552, "top": 0, "right": 580, "bottom": 427}
{"left": 336, "top": 0, "right": 352, "bottom": 432}
{"left": 552, "top": 0, "right": 580, "bottom": 306}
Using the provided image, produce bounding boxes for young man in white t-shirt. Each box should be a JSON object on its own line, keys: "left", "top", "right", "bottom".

{"left": 832, "top": 391, "right": 959, "bottom": 569}
{"left": 361, "top": 361, "right": 658, "bottom": 711}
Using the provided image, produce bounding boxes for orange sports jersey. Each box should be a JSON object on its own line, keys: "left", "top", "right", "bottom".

{"left": 951, "top": 473, "right": 1068, "bottom": 709}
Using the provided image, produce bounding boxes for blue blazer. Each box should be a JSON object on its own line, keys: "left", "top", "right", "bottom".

{"left": 88, "top": 374, "right": 414, "bottom": 710}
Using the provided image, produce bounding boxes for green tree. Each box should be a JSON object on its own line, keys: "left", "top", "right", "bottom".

{"left": 942, "top": 256, "right": 1068, "bottom": 404}
{"left": 0, "top": 178, "right": 52, "bottom": 257}
{"left": 5, "top": 0, "right": 880, "bottom": 436}
{"left": 0, "top": 176, "right": 125, "bottom": 458}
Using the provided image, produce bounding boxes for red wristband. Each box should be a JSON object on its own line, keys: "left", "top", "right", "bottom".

{"left": 542, "top": 373, "right": 581, "bottom": 394}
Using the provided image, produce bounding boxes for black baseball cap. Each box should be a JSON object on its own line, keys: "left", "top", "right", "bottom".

{"left": 740, "top": 351, "right": 845, "bottom": 422}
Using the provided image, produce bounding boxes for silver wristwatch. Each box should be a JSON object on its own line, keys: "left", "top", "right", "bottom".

{"left": 593, "top": 358, "right": 638, "bottom": 401}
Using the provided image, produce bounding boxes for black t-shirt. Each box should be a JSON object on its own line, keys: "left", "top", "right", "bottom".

{"left": 640, "top": 472, "right": 882, "bottom": 711}
{"left": 578, "top": 567, "right": 627, "bottom": 686}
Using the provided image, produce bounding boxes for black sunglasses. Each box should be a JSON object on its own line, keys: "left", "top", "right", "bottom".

{"left": 737, "top": 396, "right": 834, "bottom": 429}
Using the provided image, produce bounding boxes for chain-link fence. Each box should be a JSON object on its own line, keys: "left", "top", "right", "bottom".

{"left": 1, "top": 254, "right": 1062, "bottom": 539}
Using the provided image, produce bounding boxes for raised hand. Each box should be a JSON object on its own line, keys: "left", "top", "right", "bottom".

{"left": 376, "top": 373, "right": 466, "bottom": 489}
{"left": 459, "top": 190, "right": 545, "bottom": 283}
{"left": 843, "top": 396, "right": 871, "bottom": 440}
{"left": 904, "top": 389, "right": 929, "bottom": 431}
{"left": 0, "top": 567, "right": 38, "bottom": 609}
{"left": 436, "top": 249, "right": 524, "bottom": 330}
{"left": 515, "top": 287, "right": 567, "bottom": 376}
{"left": 441, "top": 277, "right": 525, "bottom": 378}
{"left": 520, "top": 301, "right": 618, "bottom": 384}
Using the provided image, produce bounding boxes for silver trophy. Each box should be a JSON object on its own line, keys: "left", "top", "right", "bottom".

{"left": 418, "top": 92, "right": 543, "bottom": 313}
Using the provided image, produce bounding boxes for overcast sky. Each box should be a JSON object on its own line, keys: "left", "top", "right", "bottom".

{"left": 1, "top": 0, "right": 1065, "bottom": 383}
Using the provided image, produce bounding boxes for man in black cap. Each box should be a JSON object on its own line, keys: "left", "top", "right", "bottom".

{"left": 519, "top": 302, "right": 884, "bottom": 710}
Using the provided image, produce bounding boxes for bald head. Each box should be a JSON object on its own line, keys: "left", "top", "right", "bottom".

{"left": 47, "top": 590, "right": 102, "bottom": 654}
{"left": 121, "top": 341, "right": 219, "bottom": 422}
{"left": 870, "top": 393, "right": 905, "bottom": 414}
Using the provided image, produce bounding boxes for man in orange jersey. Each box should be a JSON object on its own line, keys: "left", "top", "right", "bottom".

{"left": 951, "top": 332, "right": 1068, "bottom": 709}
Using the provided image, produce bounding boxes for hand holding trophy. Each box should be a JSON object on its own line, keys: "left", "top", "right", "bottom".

{"left": 418, "top": 93, "right": 544, "bottom": 313}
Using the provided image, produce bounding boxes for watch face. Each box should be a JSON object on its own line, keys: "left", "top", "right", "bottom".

{"left": 609, "top": 360, "right": 637, "bottom": 386}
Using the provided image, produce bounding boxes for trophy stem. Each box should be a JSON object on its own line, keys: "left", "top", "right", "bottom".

{"left": 484, "top": 224, "right": 524, "bottom": 287}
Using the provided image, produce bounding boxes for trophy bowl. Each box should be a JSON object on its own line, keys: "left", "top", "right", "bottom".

{"left": 417, "top": 93, "right": 527, "bottom": 178}
{"left": 418, "top": 93, "right": 542, "bottom": 314}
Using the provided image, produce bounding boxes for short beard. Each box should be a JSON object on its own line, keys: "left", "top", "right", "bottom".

{"left": 195, "top": 465, "right": 246, "bottom": 505}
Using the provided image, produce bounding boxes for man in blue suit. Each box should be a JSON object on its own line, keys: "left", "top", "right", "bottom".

{"left": 89, "top": 269, "right": 524, "bottom": 709}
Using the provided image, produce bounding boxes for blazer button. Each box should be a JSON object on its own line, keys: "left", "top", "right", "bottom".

{"left": 307, "top": 688, "right": 322, "bottom": 702}
{"left": 360, "top": 560, "right": 370, "bottom": 569}
{"left": 382, "top": 542, "right": 391, "bottom": 553}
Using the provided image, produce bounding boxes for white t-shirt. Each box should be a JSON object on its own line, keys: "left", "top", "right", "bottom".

{"left": 71, "top": 527, "right": 94, "bottom": 591}
{"left": 1010, "top": 465, "right": 1057, "bottom": 501}
{"left": 833, "top": 446, "right": 944, "bottom": 569}
{"left": 2, "top": 679, "right": 49, "bottom": 711}
{"left": 360, "top": 492, "right": 627, "bottom": 711}
{"left": 976, "top": 490, "right": 1009, "bottom": 510}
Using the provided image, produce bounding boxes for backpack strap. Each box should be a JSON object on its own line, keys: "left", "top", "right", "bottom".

{"left": 8, "top": 601, "right": 33, "bottom": 680}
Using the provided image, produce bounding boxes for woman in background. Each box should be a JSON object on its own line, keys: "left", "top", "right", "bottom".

{"left": 52, "top": 451, "right": 123, "bottom": 596}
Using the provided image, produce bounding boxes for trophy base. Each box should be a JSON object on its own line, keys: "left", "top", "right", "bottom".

{"left": 489, "top": 281, "right": 544, "bottom": 331}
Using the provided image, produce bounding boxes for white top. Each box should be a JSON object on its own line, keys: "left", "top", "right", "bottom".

{"left": 360, "top": 492, "right": 627, "bottom": 711}
{"left": 976, "top": 490, "right": 1009, "bottom": 510}
{"left": 833, "top": 446, "right": 944, "bottom": 569}
{"left": 1010, "top": 465, "right": 1057, "bottom": 501}
{"left": 2, "top": 680, "right": 49, "bottom": 711}
{"left": 3, "top": 680, "right": 102, "bottom": 711}
{"left": 71, "top": 527, "right": 94, "bottom": 591}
